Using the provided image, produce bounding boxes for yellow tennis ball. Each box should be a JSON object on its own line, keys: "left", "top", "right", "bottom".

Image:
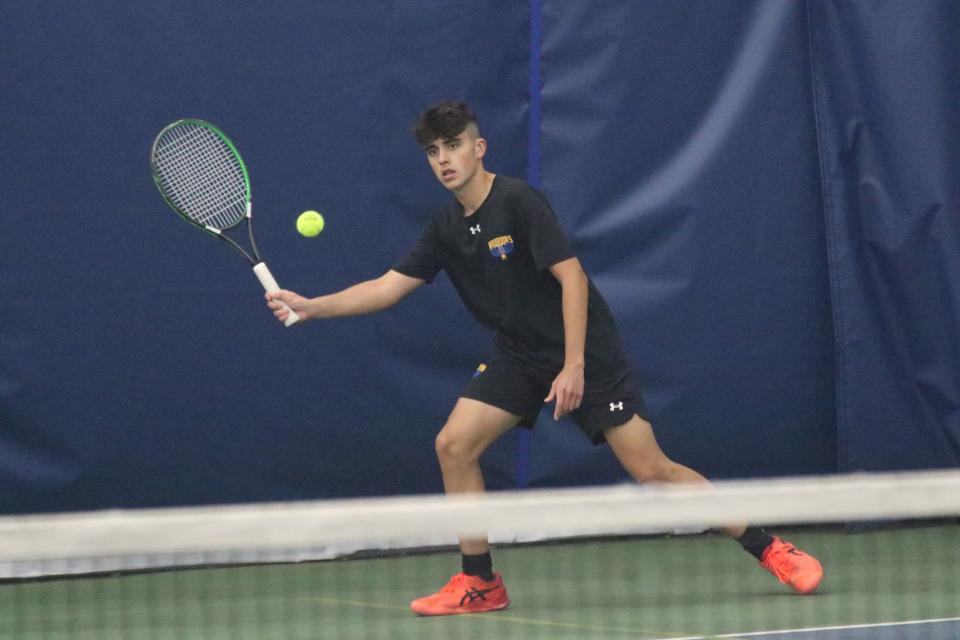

{"left": 297, "top": 210, "right": 325, "bottom": 237}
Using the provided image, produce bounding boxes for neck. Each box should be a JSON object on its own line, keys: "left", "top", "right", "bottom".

{"left": 455, "top": 169, "right": 495, "bottom": 216}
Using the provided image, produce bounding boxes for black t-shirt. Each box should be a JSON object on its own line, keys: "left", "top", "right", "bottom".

{"left": 394, "top": 175, "right": 628, "bottom": 376}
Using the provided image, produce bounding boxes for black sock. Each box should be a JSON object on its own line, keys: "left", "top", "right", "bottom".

{"left": 737, "top": 526, "right": 774, "bottom": 560}
{"left": 462, "top": 552, "right": 494, "bottom": 582}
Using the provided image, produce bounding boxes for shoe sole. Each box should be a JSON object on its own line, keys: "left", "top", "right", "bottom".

{"left": 410, "top": 600, "right": 510, "bottom": 616}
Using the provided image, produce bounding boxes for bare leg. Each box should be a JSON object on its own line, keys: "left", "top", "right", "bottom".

{"left": 434, "top": 398, "right": 522, "bottom": 554}
{"left": 604, "top": 414, "right": 747, "bottom": 539}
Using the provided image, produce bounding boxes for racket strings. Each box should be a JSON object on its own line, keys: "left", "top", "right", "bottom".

{"left": 153, "top": 124, "right": 248, "bottom": 230}
{"left": 159, "top": 126, "right": 245, "bottom": 225}
{"left": 157, "top": 126, "right": 245, "bottom": 228}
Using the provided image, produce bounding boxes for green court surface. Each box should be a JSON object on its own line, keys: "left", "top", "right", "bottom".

{"left": 2, "top": 524, "right": 957, "bottom": 639}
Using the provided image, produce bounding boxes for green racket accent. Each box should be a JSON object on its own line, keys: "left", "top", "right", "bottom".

{"left": 150, "top": 119, "right": 252, "bottom": 232}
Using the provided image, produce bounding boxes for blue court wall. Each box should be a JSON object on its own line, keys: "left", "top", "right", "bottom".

{"left": 1, "top": 1, "right": 957, "bottom": 513}
{"left": 806, "top": 1, "right": 960, "bottom": 472}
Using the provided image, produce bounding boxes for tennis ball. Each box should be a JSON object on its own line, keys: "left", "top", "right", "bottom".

{"left": 297, "top": 210, "right": 325, "bottom": 237}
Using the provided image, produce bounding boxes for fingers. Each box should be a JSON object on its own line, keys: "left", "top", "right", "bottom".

{"left": 555, "top": 390, "right": 583, "bottom": 420}
{"left": 545, "top": 383, "right": 583, "bottom": 420}
{"left": 265, "top": 291, "right": 290, "bottom": 322}
{"left": 545, "top": 387, "right": 567, "bottom": 420}
{"left": 545, "top": 385, "right": 561, "bottom": 420}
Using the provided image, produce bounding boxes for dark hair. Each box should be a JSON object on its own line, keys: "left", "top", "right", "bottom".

{"left": 412, "top": 101, "right": 479, "bottom": 146}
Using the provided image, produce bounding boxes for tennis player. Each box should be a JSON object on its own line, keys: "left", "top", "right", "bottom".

{"left": 266, "top": 101, "right": 823, "bottom": 616}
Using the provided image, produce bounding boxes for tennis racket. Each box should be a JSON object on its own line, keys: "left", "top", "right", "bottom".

{"left": 150, "top": 118, "right": 300, "bottom": 326}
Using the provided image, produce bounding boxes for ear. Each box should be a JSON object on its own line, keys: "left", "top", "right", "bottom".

{"left": 474, "top": 137, "right": 487, "bottom": 160}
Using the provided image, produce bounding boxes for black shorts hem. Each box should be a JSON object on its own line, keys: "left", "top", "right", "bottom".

{"left": 458, "top": 390, "right": 539, "bottom": 428}
{"left": 459, "top": 354, "right": 648, "bottom": 445}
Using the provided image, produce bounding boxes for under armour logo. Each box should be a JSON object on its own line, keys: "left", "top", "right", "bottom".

{"left": 609, "top": 402, "right": 624, "bottom": 412}
{"left": 469, "top": 224, "right": 481, "bottom": 235}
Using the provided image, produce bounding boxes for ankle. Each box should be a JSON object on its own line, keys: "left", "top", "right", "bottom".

{"left": 462, "top": 551, "right": 494, "bottom": 582}
{"left": 737, "top": 527, "right": 774, "bottom": 560}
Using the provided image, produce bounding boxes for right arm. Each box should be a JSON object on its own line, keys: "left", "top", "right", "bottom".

{"left": 265, "top": 269, "right": 424, "bottom": 323}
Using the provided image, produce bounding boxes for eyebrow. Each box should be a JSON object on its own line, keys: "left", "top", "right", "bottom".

{"left": 424, "top": 136, "right": 463, "bottom": 153}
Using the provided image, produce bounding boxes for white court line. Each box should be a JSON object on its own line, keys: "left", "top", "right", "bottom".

{"left": 654, "top": 616, "right": 960, "bottom": 639}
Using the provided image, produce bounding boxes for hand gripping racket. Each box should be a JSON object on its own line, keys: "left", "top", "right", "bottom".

{"left": 150, "top": 119, "right": 300, "bottom": 326}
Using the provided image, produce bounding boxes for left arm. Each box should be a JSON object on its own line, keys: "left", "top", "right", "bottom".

{"left": 544, "top": 257, "right": 589, "bottom": 419}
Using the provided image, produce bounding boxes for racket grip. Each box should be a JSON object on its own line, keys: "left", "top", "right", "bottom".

{"left": 253, "top": 262, "right": 300, "bottom": 327}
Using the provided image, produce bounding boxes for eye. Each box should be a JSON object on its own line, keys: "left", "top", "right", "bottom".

{"left": 448, "top": 141, "right": 460, "bottom": 149}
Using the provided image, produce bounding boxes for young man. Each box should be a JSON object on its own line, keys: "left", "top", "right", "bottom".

{"left": 266, "top": 101, "right": 823, "bottom": 616}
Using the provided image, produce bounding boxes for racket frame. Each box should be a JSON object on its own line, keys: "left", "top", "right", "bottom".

{"left": 150, "top": 118, "right": 299, "bottom": 326}
{"left": 150, "top": 119, "right": 262, "bottom": 265}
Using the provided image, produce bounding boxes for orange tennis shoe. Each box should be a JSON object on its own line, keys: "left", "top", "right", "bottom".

{"left": 760, "top": 537, "right": 823, "bottom": 594}
{"left": 410, "top": 572, "right": 510, "bottom": 616}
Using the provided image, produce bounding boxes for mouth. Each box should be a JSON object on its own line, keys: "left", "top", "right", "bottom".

{"left": 441, "top": 169, "right": 456, "bottom": 181}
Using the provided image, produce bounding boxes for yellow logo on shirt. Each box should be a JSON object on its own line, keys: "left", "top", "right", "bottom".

{"left": 488, "top": 235, "right": 514, "bottom": 261}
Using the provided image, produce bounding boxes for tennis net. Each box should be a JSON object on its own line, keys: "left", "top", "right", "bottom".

{"left": 1, "top": 470, "right": 958, "bottom": 639}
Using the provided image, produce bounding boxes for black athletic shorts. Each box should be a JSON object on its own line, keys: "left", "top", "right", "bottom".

{"left": 460, "top": 350, "right": 649, "bottom": 445}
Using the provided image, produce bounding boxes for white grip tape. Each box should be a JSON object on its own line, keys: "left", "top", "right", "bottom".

{"left": 253, "top": 262, "right": 300, "bottom": 327}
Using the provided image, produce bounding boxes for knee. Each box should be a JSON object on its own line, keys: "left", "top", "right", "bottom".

{"left": 434, "top": 426, "right": 473, "bottom": 466}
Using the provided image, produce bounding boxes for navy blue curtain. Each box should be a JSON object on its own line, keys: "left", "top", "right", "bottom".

{"left": 2, "top": 1, "right": 957, "bottom": 513}
{"left": 0, "top": 2, "right": 530, "bottom": 511}
{"left": 807, "top": 0, "right": 960, "bottom": 471}
{"left": 530, "top": 0, "right": 836, "bottom": 484}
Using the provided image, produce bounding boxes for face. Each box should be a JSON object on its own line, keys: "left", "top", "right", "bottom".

{"left": 424, "top": 126, "right": 486, "bottom": 192}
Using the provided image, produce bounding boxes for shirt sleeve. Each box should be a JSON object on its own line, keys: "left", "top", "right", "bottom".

{"left": 392, "top": 218, "right": 443, "bottom": 284}
{"left": 519, "top": 186, "right": 576, "bottom": 271}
